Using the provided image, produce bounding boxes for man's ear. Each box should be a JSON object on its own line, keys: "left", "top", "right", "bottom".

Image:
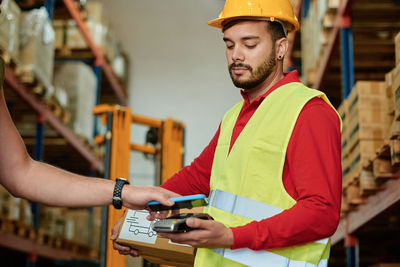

{"left": 276, "top": 38, "right": 289, "bottom": 60}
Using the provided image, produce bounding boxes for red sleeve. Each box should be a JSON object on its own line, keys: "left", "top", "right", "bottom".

{"left": 231, "top": 97, "right": 342, "bottom": 250}
{"left": 160, "top": 126, "right": 220, "bottom": 197}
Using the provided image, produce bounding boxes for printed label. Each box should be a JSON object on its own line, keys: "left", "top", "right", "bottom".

{"left": 119, "top": 210, "right": 157, "bottom": 244}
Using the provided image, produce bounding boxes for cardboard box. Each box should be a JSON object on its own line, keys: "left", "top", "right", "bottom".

{"left": 395, "top": 31, "right": 400, "bottom": 66}
{"left": 117, "top": 209, "right": 196, "bottom": 266}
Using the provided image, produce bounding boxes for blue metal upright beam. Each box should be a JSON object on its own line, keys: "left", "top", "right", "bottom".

{"left": 44, "top": 0, "right": 55, "bottom": 20}
{"left": 340, "top": 15, "right": 355, "bottom": 100}
{"left": 345, "top": 234, "right": 359, "bottom": 267}
{"left": 93, "top": 65, "right": 102, "bottom": 137}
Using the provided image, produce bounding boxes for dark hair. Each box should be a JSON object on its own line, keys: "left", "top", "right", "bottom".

{"left": 267, "top": 21, "right": 286, "bottom": 44}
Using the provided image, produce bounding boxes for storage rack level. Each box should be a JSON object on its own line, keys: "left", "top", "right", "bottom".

{"left": 0, "top": 0, "right": 130, "bottom": 265}
{"left": 295, "top": 0, "right": 400, "bottom": 266}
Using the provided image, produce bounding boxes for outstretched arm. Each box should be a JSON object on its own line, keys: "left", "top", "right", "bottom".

{"left": 0, "top": 58, "right": 177, "bottom": 209}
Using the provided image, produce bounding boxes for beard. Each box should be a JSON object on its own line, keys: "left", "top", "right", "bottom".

{"left": 229, "top": 50, "right": 277, "bottom": 90}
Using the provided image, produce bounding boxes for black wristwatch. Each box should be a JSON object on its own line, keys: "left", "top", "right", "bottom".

{"left": 112, "top": 177, "right": 130, "bottom": 209}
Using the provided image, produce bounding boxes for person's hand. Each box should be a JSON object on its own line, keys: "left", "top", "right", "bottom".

{"left": 121, "top": 185, "right": 179, "bottom": 210}
{"left": 156, "top": 218, "right": 233, "bottom": 248}
{"left": 110, "top": 215, "right": 140, "bottom": 257}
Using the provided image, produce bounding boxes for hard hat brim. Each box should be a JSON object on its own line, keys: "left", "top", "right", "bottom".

{"left": 207, "top": 18, "right": 224, "bottom": 28}
{"left": 207, "top": 16, "right": 300, "bottom": 32}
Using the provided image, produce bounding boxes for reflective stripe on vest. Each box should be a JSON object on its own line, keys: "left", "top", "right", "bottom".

{"left": 209, "top": 189, "right": 329, "bottom": 245}
{"left": 211, "top": 248, "right": 328, "bottom": 267}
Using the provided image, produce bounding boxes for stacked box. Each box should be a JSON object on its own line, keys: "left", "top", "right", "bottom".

{"left": 0, "top": 0, "right": 20, "bottom": 63}
{"left": 392, "top": 64, "right": 400, "bottom": 120}
{"left": 53, "top": 2, "right": 119, "bottom": 61}
{"left": 338, "top": 100, "right": 350, "bottom": 181}
{"left": 64, "top": 208, "right": 91, "bottom": 246}
{"left": 345, "top": 81, "right": 389, "bottom": 181}
{"left": 38, "top": 206, "right": 65, "bottom": 239}
{"left": 347, "top": 139, "right": 384, "bottom": 182}
{"left": 0, "top": 185, "right": 12, "bottom": 218}
{"left": 53, "top": 19, "right": 108, "bottom": 50}
{"left": 19, "top": 7, "right": 54, "bottom": 90}
{"left": 347, "top": 81, "right": 388, "bottom": 151}
{"left": 385, "top": 69, "right": 396, "bottom": 116}
{"left": 53, "top": 62, "right": 97, "bottom": 142}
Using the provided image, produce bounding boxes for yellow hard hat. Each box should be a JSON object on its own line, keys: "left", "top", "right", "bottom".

{"left": 208, "top": 0, "right": 300, "bottom": 32}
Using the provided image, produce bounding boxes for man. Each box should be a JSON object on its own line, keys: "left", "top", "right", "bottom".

{"left": 113, "top": 0, "right": 342, "bottom": 266}
{"left": 0, "top": 56, "right": 176, "bottom": 211}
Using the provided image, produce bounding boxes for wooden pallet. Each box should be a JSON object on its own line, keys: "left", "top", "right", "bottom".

{"left": 0, "top": 216, "right": 16, "bottom": 233}
{"left": 15, "top": 223, "right": 35, "bottom": 240}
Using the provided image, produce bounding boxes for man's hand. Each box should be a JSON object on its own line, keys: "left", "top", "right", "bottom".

{"left": 156, "top": 217, "right": 234, "bottom": 248}
{"left": 111, "top": 216, "right": 140, "bottom": 257}
{"left": 121, "top": 185, "right": 179, "bottom": 210}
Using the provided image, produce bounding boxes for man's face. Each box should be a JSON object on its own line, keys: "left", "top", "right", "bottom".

{"left": 223, "top": 20, "right": 276, "bottom": 90}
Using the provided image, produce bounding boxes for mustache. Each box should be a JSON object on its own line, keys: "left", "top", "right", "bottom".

{"left": 229, "top": 63, "right": 252, "bottom": 72}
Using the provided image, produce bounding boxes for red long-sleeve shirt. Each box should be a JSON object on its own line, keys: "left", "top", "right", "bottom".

{"left": 161, "top": 71, "right": 342, "bottom": 250}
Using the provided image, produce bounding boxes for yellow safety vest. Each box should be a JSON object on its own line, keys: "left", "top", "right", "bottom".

{"left": 195, "top": 82, "right": 341, "bottom": 267}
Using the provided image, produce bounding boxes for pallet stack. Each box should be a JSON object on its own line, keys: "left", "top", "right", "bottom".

{"left": 389, "top": 32, "right": 400, "bottom": 168}
{"left": 38, "top": 205, "right": 102, "bottom": 257}
{"left": 340, "top": 81, "right": 391, "bottom": 210}
{"left": 53, "top": 61, "right": 97, "bottom": 144}
{"left": 53, "top": 1, "right": 128, "bottom": 81}
{"left": 340, "top": 32, "right": 400, "bottom": 214}
{"left": 19, "top": 7, "right": 55, "bottom": 95}
{"left": 0, "top": 0, "right": 20, "bottom": 65}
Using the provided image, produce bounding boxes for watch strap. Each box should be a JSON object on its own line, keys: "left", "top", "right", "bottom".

{"left": 113, "top": 177, "right": 129, "bottom": 209}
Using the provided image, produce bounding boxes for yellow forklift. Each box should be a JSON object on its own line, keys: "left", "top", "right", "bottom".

{"left": 93, "top": 104, "right": 185, "bottom": 267}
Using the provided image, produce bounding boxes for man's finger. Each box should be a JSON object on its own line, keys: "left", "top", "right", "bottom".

{"left": 186, "top": 217, "right": 210, "bottom": 229}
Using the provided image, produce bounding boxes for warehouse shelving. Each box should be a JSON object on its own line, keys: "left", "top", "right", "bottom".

{"left": 61, "top": 0, "right": 127, "bottom": 106}
{"left": 0, "top": 231, "right": 95, "bottom": 261}
{"left": 297, "top": 0, "right": 400, "bottom": 266}
{"left": 4, "top": 66, "right": 104, "bottom": 172}
{"left": 1, "top": 0, "right": 130, "bottom": 265}
{"left": 312, "top": 0, "right": 354, "bottom": 91}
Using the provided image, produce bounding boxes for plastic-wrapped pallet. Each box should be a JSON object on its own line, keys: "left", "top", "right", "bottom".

{"left": 53, "top": 62, "right": 96, "bottom": 143}
{"left": 19, "top": 7, "right": 55, "bottom": 91}
{"left": 0, "top": 0, "right": 20, "bottom": 63}
{"left": 53, "top": 1, "right": 108, "bottom": 52}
